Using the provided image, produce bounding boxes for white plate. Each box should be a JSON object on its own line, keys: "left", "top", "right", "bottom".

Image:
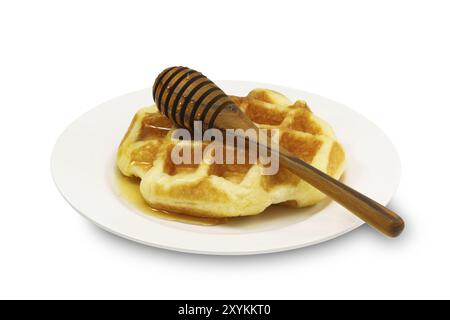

{"left": 51, "top": 81, "right": 401, "bottom": 255}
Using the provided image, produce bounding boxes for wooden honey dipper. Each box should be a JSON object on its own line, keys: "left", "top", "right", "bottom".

{"left": 152, "top": 66, "right": 405, "bottom": 237}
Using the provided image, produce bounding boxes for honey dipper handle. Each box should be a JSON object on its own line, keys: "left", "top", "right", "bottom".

{"left": 278, "top": 150, "right": 404, "bottom": 237}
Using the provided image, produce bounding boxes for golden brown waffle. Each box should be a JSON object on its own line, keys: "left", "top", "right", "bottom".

{"left": 117, "top": 89, "right": 345, "bottom": 218}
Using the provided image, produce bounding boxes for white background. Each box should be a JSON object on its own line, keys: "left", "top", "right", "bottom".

{"left": 1, "top": 0, "right": 449, "bottom": 299}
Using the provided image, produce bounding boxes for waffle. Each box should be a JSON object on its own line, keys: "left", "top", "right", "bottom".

{"left": 117, "top": 89, "right": 345, "bottom": 218}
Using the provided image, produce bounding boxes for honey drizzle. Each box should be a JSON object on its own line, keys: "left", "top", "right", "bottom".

{"left": 115, "top": 171, "right": 225, "bottom": 226}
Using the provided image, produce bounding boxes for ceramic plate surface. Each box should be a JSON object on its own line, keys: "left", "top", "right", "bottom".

{"left": 51, "top": 81, "right": 400, "bottom": 255}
